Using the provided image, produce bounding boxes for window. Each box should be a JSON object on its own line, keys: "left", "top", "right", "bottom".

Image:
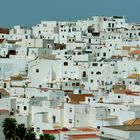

{"left": 4, "top": 83, "right": 6, "bottom": 88}
{"left": 91, "top": 79, "right": 93, "bottom": 83}
{"left": 72, "top": 83, "right": 75, "bottom": 86}
{"left": 113, "top": 109, "right": 115, "bottom": 112}
{"left": 108, "top": 23, "right": 111, "bottom": 27}
{"left": 70, "top": 108, "right": 72, "bottom": 112}
{"left": 112, "top": 23, "right": 114, "bottom": 28}
{"left": 88, "top": 98, "right": 90, "bottom": 102}
{"left": 36, "top": 127, "right": 40, "bottom": 133}
{"left": 65, "top": 83, "right": 68, "bottom": 86}
{"left": 96, "top": 71, "right": 101, "bottom": 75}
{"left": 91, "top": 71, "right": 94, "bottom": 74}
{"left": 103, "top": 52, "right": 106, "bottom": 57}
{"left": 64, "top": 62, "right": 68, "bottom": 66}
{"left": 92, "top": 63, "right": 98, "bottom": 66}
{"left": 69, "top": 29, "right": 71, "bottom": 32}
{"left": 82, "top": 71, "right": 86, "bottom": 77}
{"left": 36, "top": 69, "right": 39, "bottom": 73}
{"left": 76, "top": 83, "right": 80, "bottom": 86}
{"left": 118, "top": 95, "right": 121, "bottom": 98}
{"left": 24, "top": 106, "right": 27, "bottom": 110}
{"left": 89, "top": 38, "right": 91, "bottom": 43}
{"left": 17, "top": 106, "right": 19, "bottom": 109}
{"left": 69, "top": 119, "right": 72, "bottom": 123}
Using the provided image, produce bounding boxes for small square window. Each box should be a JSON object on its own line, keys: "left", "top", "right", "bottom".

{"left": 36, "top": 69, "right": 39, "bottom": 73}
{"left": 64, "top": 62, "right": 68, "bottom": 66}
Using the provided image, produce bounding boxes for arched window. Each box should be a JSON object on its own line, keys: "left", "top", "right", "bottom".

{"left": 96, "top": 71, "right": 101, "bottom": 75}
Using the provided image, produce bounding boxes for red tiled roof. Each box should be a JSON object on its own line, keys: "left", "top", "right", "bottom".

{"left": 124, "top": 118, "right": 140, "bottom": 125}
{"left": 0, "top": 88, "right": 9, "bottom": 96}
{"left": 67, "top": 94, "right": 94, "bottom": 103}
{"left": 0, "top": 109, "right": 9, "bottom": 113}
{"left": 127, "top": 74, "right": 140, "bottom": 79}
{"left": 129, "top": 50, "right": 140, "bottom": 55}
{"left": 77, "top": 127, "right": 99, "bottom": 132}
{"left": 113, "top": 89, "right": 140, "bottom": 96}
{"left": 42, "top": 130, "right": 60, "bottom": 134}
{"left": 42, "top": 128, "right": 69, "bottom": 134}
{"left": 37, "top": 88, "right": 49, "bottom": 92}
{"left": 113, "top": 89, "right": 131, "bottom": 94}
{"left": 0, "top": 39, "right": 5, "bottom": 43}
{"left": 68, "top": 134, "right": 98, "bottom": 139}
{"left": 0, "top": 28, "right": 9, "bottom": 34}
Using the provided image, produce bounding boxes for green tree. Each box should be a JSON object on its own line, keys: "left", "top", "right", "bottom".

{"left": 39, "top": 133, "right": 55, "bottom": 140}
{"left": 14, "top": 124, "right": 26, "bottom": 140}
{"left": 2, "top": 118, "right": 17, "bottom": 140}
{"left": 24, "top": 128, "right": 36, "bottom": 140}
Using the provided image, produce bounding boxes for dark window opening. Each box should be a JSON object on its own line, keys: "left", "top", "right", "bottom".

{"left": 64, "top": 62, "right": 68, "bottom": 66}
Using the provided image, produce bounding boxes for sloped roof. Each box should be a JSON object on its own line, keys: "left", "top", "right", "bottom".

{"left": 0, "top": 28, "right": 9, "bottom": 34}
{"left": 127, "top": 74, "right": 140, "bottom": 79}
{"left": 11, "top": 76, "right": 23, "bottom": 81}
{"left": 129, "top": 50, "right": 140, "bottom": 55}
{"left": 122, "top": 46, "right": 139, "bottom": 51}
{"left": 124, "top": 118, "right": 140, "bottom": 125}
{"left": 0, "top": 88, "right": 9, "bottom": 96}
{"left": 113, "top": 89, "right": 131, "bottom": 94}
{"left": 0, "top": 39, "right": 5, "bottom": 43}
{"left": 67, "top": 94, "right": 94, "bottom": 103}
{"left": 113, "top": 89, "right": 139, "bottom": 96}
{"left": 6, "top": 40, "right": 17, "bottom": 44}
{"left": 69, "top": 134, "right": 98, "bottom": 139}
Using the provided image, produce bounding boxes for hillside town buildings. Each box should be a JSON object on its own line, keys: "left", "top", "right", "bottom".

{"left": 1, "top": 16, "right": 140, "bottom": 139}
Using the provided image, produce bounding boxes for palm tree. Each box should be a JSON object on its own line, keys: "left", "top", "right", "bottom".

{"left": 2, "top": 118, "right": 17, "bottom": 140}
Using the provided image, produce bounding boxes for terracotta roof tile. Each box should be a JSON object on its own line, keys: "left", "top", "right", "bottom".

{"left": 127, "top": 74, "right": 140, "bottom": 79}
{"left": 0, "top": 39, "right": 5, "bottom": 43}
{"left": 129, "top": 50, "right": 140, "bottom": 55}
{"left": 124, "top": 118, "right": 140, "bottom": 125}
{"left": 113, "top": 89, "right": 131, "bottom": 94}
{"left": 0, "top": 28, "right": 9, "bottom": 34}
{"left": 11, "top": 76, "right": 23, "bottom": 81}
{"left": 67, "top": 94, "right": 94, "bottom": 103}
{"left": 0, "top": 88, "right": 9, "bottom": 96}
{"left": 68, "top": 134, "right": 98, "bottom": 139}
{"left": 113, "top": 89, "right": 140, "bottom": 96}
